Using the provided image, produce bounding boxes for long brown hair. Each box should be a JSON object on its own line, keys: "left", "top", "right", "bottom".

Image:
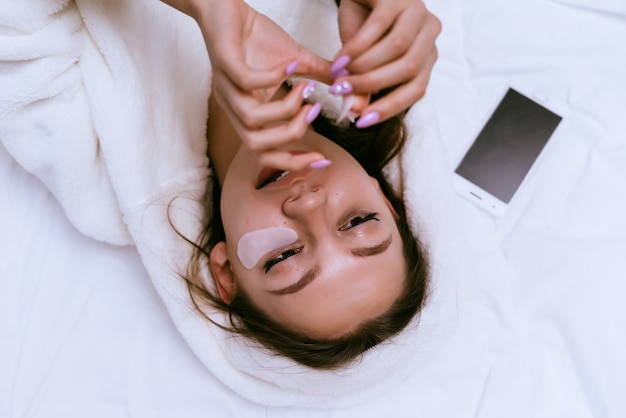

{"left": 181, "top": 93, "right": 430, "bottom": 370}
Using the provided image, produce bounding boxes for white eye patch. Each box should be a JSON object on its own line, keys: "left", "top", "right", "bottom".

{"left": 237, "top": 227, "right": 299, "bottom": 270}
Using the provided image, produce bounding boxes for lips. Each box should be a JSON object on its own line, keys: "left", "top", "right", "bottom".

{"left": 256, "top": 165, "right": 319, "bottom": 190}
{"left": 256, "top": 168, "right": 290, "bottom": 189}
{"left": 255, "top": 150, "right": 312, "bottom": 189}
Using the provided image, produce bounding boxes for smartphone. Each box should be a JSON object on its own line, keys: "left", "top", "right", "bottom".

{"left": 453, "top": 88, "right": 563, "bottom": 217}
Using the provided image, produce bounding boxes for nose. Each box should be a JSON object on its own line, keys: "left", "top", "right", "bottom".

{"left": 282, "top": 183, "right": 327, "bottom": 222}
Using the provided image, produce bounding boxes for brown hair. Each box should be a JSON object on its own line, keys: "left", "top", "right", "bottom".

{"left": 181, "top": 95, "right": 430, "bottom": 370}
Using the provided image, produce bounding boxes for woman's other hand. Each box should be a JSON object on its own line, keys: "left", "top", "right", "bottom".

{"left": 331, "top": 0, "right": 441, "bottom": 128}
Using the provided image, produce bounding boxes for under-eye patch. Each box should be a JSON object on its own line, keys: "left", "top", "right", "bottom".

{"left": 237, "top": 227, "right": 298, "bottom": 269}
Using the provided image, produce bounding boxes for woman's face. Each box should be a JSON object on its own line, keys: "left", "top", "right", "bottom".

{"left": 214, "top": 129, "right": 406, "bottom": 338}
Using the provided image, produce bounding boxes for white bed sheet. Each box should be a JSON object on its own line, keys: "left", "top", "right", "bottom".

{"left": 2, "top": 0, "right": 626, "bottom": 417}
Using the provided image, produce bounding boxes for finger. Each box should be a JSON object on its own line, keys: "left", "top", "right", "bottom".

{"left": 346, "top": 5, "right": 424, "bottom": 75}
{"left": 214, "top": 50, "right": 299, "bottom": 92}
{"left": 350, "top": 93, "right": 371, "bottom": 115}
{"left": 332, "top": 15, "right": 440, "bottom": 96}
{"left": 291, "top": 47, "right": 334, "bottom": 85}
{"left": 335, "top": 4, "right": 398, "bottom": 61}
{"left": 337, "top": 93, "right": 370, "bottom": 121}
{"left": 257, "top": 150, "right": 328, "bottom": 172}
{"left": 335, "top": 0, "right": 370, "bottom": 45}
{"left": 355, "top": 49, "right": 438, "bottom": 127}
{"left": 217, "top": 81, "right": 312, "bottom": 131}
{"left": 243, "top": 104, "right": 313, "bottom": 151}
{"left": 234, "top": 104, "right": 318, "bottom": 152}
{"left": 211, "top": 71, "right": 261, "bottom": 125}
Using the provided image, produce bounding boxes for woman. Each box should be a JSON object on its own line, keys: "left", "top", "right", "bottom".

{"left": 180, "top": 81, "right": 430, "bottom": 369}
{"left": 161, "top": 0, "right": 440, "bottom": 370}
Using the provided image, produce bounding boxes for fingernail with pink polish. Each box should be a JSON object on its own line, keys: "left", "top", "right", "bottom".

{"left": 355, "top": 111, "right": 380, "bottom": 129}
{"left": 285, "top": 60, "right": 299, "bottom": 75}
{"left": 310, "top": 159, "right": 331, "bottom": 169}
{"left": 330, "top": 55, "right": 350, "bottom": 75}
{"left": 306, "top": 102, "right": 323, "bottom": 123}
{"left": 328, "top": 80, "right": 353, "bottom": 95}
{"left": 302, "top": 81, "right": 316, "bottom": 99}
{"left": 331, "top": 68, "right": 349, "bottom": 79}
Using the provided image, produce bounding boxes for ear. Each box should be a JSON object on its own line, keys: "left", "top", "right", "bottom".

{"left": 209, "top": 242, "right": 236, "bottom": 305}
{"left": 370, "top": 176, "right": 400, "bottom": 219}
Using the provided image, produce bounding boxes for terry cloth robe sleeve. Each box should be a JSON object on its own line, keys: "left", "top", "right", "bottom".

{"left": 0, "top": 0, "right": 211, "bottom": 245}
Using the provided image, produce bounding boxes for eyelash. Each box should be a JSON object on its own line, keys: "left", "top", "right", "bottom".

{"left": 264, "top": 247, "right": 303, "bottom": 273}
{"left": 338, "top": 212, "right": 379, "bottom": 231}
{"left": 263, "top": 212, "right": 379, "bottom": 273}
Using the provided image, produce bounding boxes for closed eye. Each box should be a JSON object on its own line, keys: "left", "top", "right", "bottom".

{"left": 264, "top": 247, "right": 303, "bottom": 273}
{"left": 268, "top": 236, "right": 393, "bottom": 296}
{"left": 339, "top": 212, "right": 379, "bottom": 231}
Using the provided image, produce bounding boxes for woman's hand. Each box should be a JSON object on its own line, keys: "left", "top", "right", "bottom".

{"left": 161, "top": 0, "right": 333, "bottom": 170}
{"left": 193, "top": 0, "right": 332, "bottom": 119}
{"left": 218, "top": 80, "right": 328, "bottom": 171}
{"left": 331, "top": 0, "right": 441, "bottom": 128}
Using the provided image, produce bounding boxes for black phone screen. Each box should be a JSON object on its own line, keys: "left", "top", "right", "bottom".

{"left": 455, "top": 88, "right": 563, "bottom": 203}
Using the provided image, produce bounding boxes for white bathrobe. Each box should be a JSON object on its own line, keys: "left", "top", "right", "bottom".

{"left": 0, "top": 0, "right": 468, "bottom": 407}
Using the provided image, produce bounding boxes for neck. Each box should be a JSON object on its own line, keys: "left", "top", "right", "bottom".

{"left": 206, "top": 93, "right": 241, "bottom": 187}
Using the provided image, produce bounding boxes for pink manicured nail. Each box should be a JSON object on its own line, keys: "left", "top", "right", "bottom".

{"left": 331, "top": 68, "right": 349, "bottom": 79}
{"left": 302, "top": 80, "right": 316, "bottom": 99}
{"left": 355, "top": 111, "right": 380, "bottom": 128}
{"left": 306, "top": 102, "right": 323, "bottom": 123}
{"left": 330, "top": 55, "right": 350, "bottom": 75}
{"left": 285, "top": 60, "right": 299, "bottom": 75}
{"left": 310, "top": 159, "right": 331, "bottom": 169}
{"left": 328, "top": 80, "right": 353, "bottom": 95}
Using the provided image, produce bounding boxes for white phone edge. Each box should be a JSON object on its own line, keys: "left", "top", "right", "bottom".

{"left": 452, "top": 85, "right": 567, "bottom": 218}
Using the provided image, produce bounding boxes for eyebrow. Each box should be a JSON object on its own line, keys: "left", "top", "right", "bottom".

{"left": 350, "top": 236, "right": 392, "bottom": 258}
{"left": 268, "top": 236, "right": 393, "bottom": 296}
{"left": 269, "top": 265, "right": 321, "bottom": 295}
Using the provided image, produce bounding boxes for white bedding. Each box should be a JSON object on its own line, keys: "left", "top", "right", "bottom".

{"left": 2, "top": 0, "right": 626, "bottom": 416}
